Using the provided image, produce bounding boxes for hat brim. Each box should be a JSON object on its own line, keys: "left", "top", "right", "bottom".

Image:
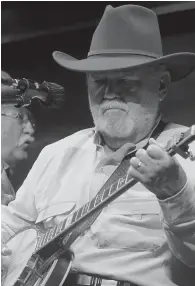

{"left": 53, "top": 51, "right": 195, "bottom": 81}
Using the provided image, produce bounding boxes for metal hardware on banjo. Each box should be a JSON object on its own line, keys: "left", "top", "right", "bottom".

{"left": 2, "top": 125, "right": 195, "bottom": 286}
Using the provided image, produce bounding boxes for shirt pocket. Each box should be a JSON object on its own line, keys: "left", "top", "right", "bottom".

{"left": 93, "top": 198, "right": 166, "bottom": 252}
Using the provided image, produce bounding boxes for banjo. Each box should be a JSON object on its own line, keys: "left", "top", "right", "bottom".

{"left": 2, "top": 125, "right": 195, "bottom": 286}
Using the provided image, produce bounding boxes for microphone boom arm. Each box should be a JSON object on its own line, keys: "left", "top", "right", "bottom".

{"left": 1, "top": 78, "right": 65, "bottom": 108}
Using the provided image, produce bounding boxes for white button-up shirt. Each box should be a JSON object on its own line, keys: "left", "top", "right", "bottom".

{"left": 1, "top": 160, "right": 15, "bottom": 205}
{"left": 2, "top": 123, "right": 195, "bottom": 286}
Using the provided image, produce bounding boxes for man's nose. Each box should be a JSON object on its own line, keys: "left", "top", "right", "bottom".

{"left": 23, "top": 120, "right": 36, "bottom": 135}
{"left": 104, "top": 81, "right": 121, "bottom": 98}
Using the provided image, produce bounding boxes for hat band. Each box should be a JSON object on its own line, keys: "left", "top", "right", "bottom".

{"left": 88, "top": 49, "right": 161, "bottom": 58}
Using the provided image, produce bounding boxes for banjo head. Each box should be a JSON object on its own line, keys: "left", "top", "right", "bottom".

{"left": 2, "top": 227, "right": 38, "bottom": 286}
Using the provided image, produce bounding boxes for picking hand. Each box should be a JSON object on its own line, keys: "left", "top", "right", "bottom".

{"left": 1, "top": 241, "right": 11, "bottom": 284}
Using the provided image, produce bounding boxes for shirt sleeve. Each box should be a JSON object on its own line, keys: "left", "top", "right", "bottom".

{"left": 1, "top": 146, "right": 52, "bottom": 244}
{"left": 159, "top": 142, "right": 195, "bottom": 268}
{"left": 1, "top": 163, "right": 16, "bottom": 205}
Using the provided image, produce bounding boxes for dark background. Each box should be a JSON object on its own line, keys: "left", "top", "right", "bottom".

{"left": 1, "top": 1, "right": 195, "bottom": 189}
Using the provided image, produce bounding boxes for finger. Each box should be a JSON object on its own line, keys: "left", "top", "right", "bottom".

{"left": 149, "top": 138, "right": 165, "bottom": 149}
{"left": 147, "top": 143, "right": 166, "bottom": 160}
{"left": 129, "top": 158, "right": 146, "bottom": 175}
{"left": 128, "top": 165, "right": 143, "bottom": 180}
{"left": 135, "top": 149, "right": 151, "bottom": 166}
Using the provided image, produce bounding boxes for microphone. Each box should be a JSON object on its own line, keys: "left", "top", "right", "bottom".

{"left": 1, "top": 73, "right": 65, "bottom": 108}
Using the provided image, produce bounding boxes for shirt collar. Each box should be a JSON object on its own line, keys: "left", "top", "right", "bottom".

{"left": 135, "top": 114, "right": 162, "bottom": 151}
{"left": 1, "top": 159, "right": 9, "bottom": 171}
{"left": 93, "top": 128, "right": 103, "bottom": 147}
{"left": 1, "top": 159, "right": 12, "bottom": 178}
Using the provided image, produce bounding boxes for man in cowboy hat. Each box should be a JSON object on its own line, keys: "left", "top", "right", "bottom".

{"left": 1, "top": 5, "right": 195, "bottom": 286}
{"left": 1, "top": 71, "right": 36, "bottom": 205}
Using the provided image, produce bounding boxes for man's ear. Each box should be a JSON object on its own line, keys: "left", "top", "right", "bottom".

{"left": 159, "top": 71, "right": 171, "bottom": 101}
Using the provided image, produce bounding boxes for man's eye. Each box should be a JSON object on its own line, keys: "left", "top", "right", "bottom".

{"left": 16, "top": 114, "right": 27, "bottom": 124}
{"left": 93, "top": 79, "right": 106, "bottom": 86}
{"left": 119, "top": 79, "right": 140, "bottom": 91}
{"left": 119, "top": 78, "right": 130, "bottom": 83}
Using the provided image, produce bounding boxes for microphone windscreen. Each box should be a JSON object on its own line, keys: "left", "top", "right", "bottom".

{"left": 41, "top": 81, "right": 65, "bottom": 108}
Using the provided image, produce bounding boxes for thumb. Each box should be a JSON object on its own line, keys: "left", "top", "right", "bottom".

{"left": 149, "top": 138, "right": 157, "bottom": 145}
{"left": 149, "top": 138, "right": 164, "bottom": 149}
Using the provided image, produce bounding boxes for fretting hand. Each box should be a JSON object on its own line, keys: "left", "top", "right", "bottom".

{"left": 129, "top": 138, "right": 187, "bottom": 200}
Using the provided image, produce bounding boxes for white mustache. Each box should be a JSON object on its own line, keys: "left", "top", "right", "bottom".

{"left": 20, "top": 135, "right": 35, "bottom": 146}
{"left": 100, "top": 100, "right": 128, "bottom": 113}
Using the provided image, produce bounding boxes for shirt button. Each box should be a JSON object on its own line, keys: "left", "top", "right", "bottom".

{"left": 133, "top": 214, "right": 142, "bottom": 220}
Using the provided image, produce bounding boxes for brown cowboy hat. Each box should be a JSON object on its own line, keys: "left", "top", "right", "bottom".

{"left": 52, "top": 5, "right": 195, "bottom": 82}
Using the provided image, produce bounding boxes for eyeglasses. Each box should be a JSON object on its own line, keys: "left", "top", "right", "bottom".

{"left": 1, "top": 112, "right": 36, "bottom": 129}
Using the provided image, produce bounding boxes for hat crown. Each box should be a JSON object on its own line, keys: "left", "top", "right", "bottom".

{"left": 89, "top": 5, "right": 163, "bottom": 58}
